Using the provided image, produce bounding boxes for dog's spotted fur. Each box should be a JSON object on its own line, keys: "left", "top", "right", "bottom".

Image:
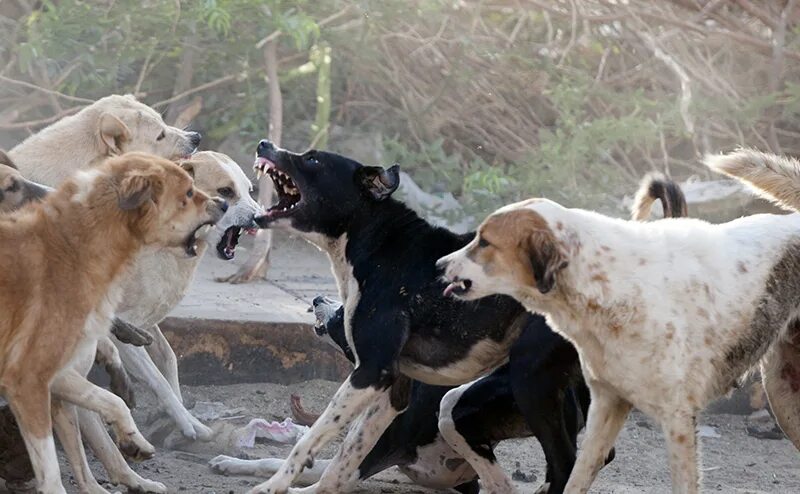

{"left": 439, "top": 150, "right": 800, "bottom": 493}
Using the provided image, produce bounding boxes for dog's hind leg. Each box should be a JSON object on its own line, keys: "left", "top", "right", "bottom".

{"left": 564, "top": 385, "right": 631, "bottom": 494}
{"left": 50, "top": 368, "right": 155, "bottom": 461}
{"left": 439, "top": 377, "right": 518, "bottom": 494}
{"left": 143, "top": 323, "right": 182, "bottom": 400}
{"left": 115, "top": 342, "right": 213, "bottom": 441}
{"left": 662, "top": 413, "right": 699, "bottom": 494}
{"left": 761, "top": 335, "right": 800, "bottom": 448}
{"left": 78, "top": 410, "right": 168, "bottom": 493}
{"left": 52, "top": 400, "right": 110, "bottom": 494}
{"left": 79, "top": 409, "right": 167, "bottom": 493}
{"left": 209, "top": 457, "right": 331, "bottom": 485}
{"left": 5, "top": 382, "right": 66, "bottom": 493}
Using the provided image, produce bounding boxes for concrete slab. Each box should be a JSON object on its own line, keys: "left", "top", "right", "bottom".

{"left": 161, "top": 233, "right": 346, "bottom": 385}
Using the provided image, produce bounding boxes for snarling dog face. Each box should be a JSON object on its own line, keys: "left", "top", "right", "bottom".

{"left": 438, "top": 201, "right": 569, "bottom": 301}
{"left": 91, "top": 94, "right": 201, "bottom": 160}
{"left": 252, "top": 140, "right": 399, "bottom": 238}
{"left": 177, "top": 151, "right": 261, "bottom": 259}
{"left": 0, "top": 151, "right": 50, "bottom": 213}
{"left": 76, "top": 152, "right": 226, "bottom": 256}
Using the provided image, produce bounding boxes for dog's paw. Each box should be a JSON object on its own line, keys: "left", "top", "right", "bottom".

{"left": 118, "top": 433, "right": 156, "bottom": 462}
{"left": 110, "top": 469, "right": 167, "bottom": 493}
{"left": 122, "top": 478, "right": 167, "bottom": 494}
{"left": 209, "top": 455, "right": 250, "bottom": 476}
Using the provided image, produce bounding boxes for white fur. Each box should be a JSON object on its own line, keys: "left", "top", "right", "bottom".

{"left": 439, "top": 381, "right": 517, "bottom": 494}
{"left": 441, "top": 198, "right": 800, "bottom": 493}
{"left": 247, "top": 378, "right": 382, "bottom": 494}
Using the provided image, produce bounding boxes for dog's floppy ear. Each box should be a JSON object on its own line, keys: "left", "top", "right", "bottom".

{"left": 118, "top": 171, "right": 159, "bottom": 211}
{"left": 0, "top": 150, "right": 17, "bottom": 169}
{"left": 526, "top": 230, "right": 568, "bottom": 294}
{"left": 99, "top": 113, "right": 132, "bottom": 156}
{"left": 179, "top": 161, "right": 195, "bottom": 178}
{"left": 356, "top": 164, "right": 400, "bottom": 201}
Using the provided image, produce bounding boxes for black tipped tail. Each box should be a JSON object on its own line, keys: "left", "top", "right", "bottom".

{"left": 631, "top": 172, "right": 688, "bottom": 221}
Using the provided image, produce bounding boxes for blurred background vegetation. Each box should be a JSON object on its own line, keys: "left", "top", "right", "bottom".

{"left": 1, "top": 0, "right": 800, "bottom": 219}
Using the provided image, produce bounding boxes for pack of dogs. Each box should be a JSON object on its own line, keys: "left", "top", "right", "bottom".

{"left": 0, "top": 94, "right": 797, "bottom": 494}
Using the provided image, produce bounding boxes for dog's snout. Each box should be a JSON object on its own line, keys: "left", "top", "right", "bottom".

{"left": 187, "top": 131, "right": 202, "bottom": 148}
{"left": 257, "top": 139, "right": 276, "bottom": 158}
{"left": 208, "top": 197, "right": 227, "bottom": 221}
{"left": 312, "top": 296, "right": 327, "bottom": 308}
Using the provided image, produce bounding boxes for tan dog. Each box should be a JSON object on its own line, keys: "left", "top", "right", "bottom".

{"left": 0, "top": 152, "right": 224, "bottom": 493}
{"left": 11, "top": 97, "right": 261, "bottom": 491}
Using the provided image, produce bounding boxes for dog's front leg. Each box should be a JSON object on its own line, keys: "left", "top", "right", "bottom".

{"left": 310, "top": 375, "right": 412, "bottom": 493}
{"left": 247, "top": 377, "right": 382, "bottom": 494}
{"left": 662, "top": 413, "right": 699, "bottom": 494}
{"left": 50, "top": 368, "right": 155, "bottom": 461}
{"left": 52, "top": 400, "right": 110, "bottom": 494}
{"left": 143, "top": 323, "right": 182, "bottom": 400}
{"left": 564, "top": 385, "right": 631, "bottom": 494}
{"left": 114, "top": 340, "right": 213, "bottom": 440}
{"left": 79, "top": 409, "right": 168, "bottom": 493}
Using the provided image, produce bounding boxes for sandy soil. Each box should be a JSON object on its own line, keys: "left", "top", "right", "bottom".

{"left": 19, "top": 379, "right": 794, "bottom": 494}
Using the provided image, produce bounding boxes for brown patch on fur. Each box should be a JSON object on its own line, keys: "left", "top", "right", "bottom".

{"left": 0, "top": 153, "right": 219, "bottom": 441}
{"left": 470, "top": 208, "right": 568, "bottom": 294}
{"left": 609, "top": 322, "right": 623, "bottom": 336}
{"left": 591, "top": 273, "right": 609, "bottom": 283}
{"left": 676, "top": 434, "right": 687, "bottom": 444}
{"left": 697, "top": 308, "right": 709, "bottom": 319}
{"left": 665, "top": 322, "right": 676, "bottom": 341}
{"left": 639, "top": 258, "right": 647, "bottom": 266}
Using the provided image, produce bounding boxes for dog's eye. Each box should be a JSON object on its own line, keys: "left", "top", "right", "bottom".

{"left": 305, "top": 154, "right": 319, "bottom": 165}
{"left": 478, "top": 237, "right": 490, "bottom": 248}
{"left": 156, "top": 130, "right": 166, "bottom": 141}
{"left": 186, "top": 189, "right": 193, "bottom": 198}
{"left": 6, "top": 180, "right": 19, "bottom": 193}
{"left": 216, "top": 187, "right": 234, "bottom": 198}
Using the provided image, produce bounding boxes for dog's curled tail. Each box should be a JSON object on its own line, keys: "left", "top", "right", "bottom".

{"left": 706, "top": 148, "right": 800, "bottom": 213}
{"left": 631, "top": 172, "right": 688, "bottom": 221}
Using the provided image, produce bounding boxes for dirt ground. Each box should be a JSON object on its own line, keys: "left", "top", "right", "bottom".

{"left": 19, "top": 379, "right": 794, "bottom": 494}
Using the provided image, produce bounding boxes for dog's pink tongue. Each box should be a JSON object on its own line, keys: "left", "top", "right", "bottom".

{"left": 443, "top": 283, "right": 457, "bottom": 297}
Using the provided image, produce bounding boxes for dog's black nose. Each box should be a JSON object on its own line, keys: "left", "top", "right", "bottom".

{"left": 217, "top": 198, "right": 229, "bottom": 213}
{"left": 188, "top": 131, "right": 202, "bottom": 147}
{"left": 312, "top": 296, "right": 327, "bottom": 307}
{"left": 257, "top": 139, "right": 275, "bottom": 157}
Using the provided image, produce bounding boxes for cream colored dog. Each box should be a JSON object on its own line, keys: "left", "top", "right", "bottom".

{"left": 10, "top": 95, "right": 262, "bottom": 493}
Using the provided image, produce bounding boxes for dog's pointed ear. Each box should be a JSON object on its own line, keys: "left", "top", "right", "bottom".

{"left": 356, "top": 164, "right": 400, "bottom": 201}
{"left": 179, "top": 161, "right": 195, "bottom": 178}
{"left": 527, "top": 230, "right": 568, "bottom": 294}
{"left": 0, "top": 150, "right": 16, "bottom": 169}
{"left": 99, "top": 113, "right": 132, "bottom": 156}
{"left": 118, "top": 172, "right": 157, "bottom": 211}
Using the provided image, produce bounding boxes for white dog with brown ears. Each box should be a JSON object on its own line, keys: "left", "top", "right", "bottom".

{"left": 438, "top": 149, "right": 800, "bottom": 493}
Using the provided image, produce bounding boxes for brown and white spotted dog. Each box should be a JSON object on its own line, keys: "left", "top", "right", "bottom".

{"left": 438, "top": 149, "right": 800, "bottom": 493}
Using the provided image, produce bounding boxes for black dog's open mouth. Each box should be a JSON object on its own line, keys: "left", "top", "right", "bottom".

{"left": 216, "top": 226, "right": 242, "bottom": 260}
{"left": 255, "top": 157, "right": 302, "bottom": 219}
{"left": 185, "top": 222, "right": 213, "bottom": 257}
{"left": 443, "top": 278, "right": 472, "bottom": 297}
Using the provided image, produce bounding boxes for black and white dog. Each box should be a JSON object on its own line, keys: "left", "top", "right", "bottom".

{"left": 211, "top": 296, "right": 596, "bottom": 493}
{"left": 245, "top": 140, "right": 612, "bottom": 494}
